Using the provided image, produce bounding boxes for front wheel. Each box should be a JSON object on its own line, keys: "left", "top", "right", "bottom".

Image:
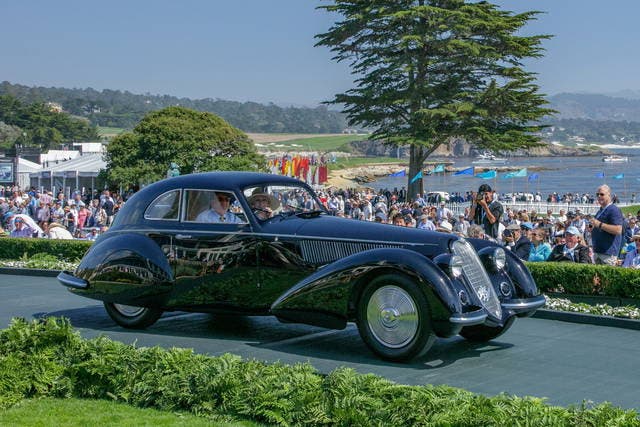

{"left": 104, "top": 302, "right": 163, "bottom": 329}
{"left": 356, "top": 274, "right": 435, "bottom": 362}
{"left": 459, "top": 316, "right": 515, "bottom": 342}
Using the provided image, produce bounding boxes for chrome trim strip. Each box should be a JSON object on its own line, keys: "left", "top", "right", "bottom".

{"left": 108, "top": 228, "right": 435, "bottom": 247}
{"left": 57, "top": 271, "right": 88, "bottom": 289}
{"left": 449, "top": 310, "right": 487, "bottom": 325}
{"left": 502, "top": 295, "right": 546, "bottom": 311}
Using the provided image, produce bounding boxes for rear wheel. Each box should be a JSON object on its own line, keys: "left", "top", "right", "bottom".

{"left": 356, "top": 274, "right": 435, "bottom": 362}
{"left": 459, "top": 316, "right": 515, "bottom": 342}
{"left": 104, "top": 302, "right": 163, "bottom": 329}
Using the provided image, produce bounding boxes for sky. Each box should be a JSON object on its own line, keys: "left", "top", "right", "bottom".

{"left": 2, "top": 0, "right": 640, "bottom": 106}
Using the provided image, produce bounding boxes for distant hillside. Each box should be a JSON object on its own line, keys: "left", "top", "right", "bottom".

{"left": 548, "top": 93, "right": 640, "bottom": 122}
{"left": 0, "top": 81, "right": 348, "bottom": 134}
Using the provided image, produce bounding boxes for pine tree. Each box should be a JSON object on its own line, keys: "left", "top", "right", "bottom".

{"left": 316, "top": 0, "right": 555, "bottom": 196}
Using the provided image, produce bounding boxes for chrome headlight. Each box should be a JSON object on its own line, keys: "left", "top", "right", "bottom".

{"left": 450, "top": 255, "right": 464, "bottom": 279}
{"left": 493, "top": 248, "right": 507, "bottom": 271}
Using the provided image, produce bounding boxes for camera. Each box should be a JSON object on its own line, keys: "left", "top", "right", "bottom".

{"left": 476, "top": 191, "right": 485, "bottom": 201}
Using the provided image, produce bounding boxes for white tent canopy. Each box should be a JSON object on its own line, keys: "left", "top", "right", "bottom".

{"left": 29, "top": 153, "right": 106, "bottom": 195}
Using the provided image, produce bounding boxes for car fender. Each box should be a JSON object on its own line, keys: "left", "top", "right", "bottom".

{"left": 71, "top": 233, "right": 173, "bottom": 305}
{"left": 270, "top": 247, "right": 460, "bottom": 329}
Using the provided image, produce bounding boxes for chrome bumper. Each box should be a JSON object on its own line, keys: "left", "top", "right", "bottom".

{"left": 449, "top": 294, "right": 546, "bottom": 325}
{"left": 449, "top": 309, "right": 487, "bottom": 326}
{"left": 57, "top": 271, "right": 88, "bottom": 290}
{"left": 501, "top": 295, "right": 546, "bottom": 313}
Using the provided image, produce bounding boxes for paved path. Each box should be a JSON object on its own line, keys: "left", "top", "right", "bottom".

{"left": 1, "top": 274, "right": 639, "bottom": 410}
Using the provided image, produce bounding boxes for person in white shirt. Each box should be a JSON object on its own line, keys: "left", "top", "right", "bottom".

{"left": 195, "top": 192, "right": 243, "bottom": 223}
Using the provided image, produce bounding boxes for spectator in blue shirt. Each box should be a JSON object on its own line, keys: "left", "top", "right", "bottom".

{"left": 587, "top": 185, "right": 623, "bottom": 265}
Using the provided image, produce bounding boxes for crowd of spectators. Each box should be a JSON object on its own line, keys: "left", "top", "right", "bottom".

{"left": 0, "top": 185, "right": 129, "bottom": 240}
{"left": 319, "top": 184, "right": 637, "bottom": 268}
{"left": 2, "top": 180, "right": 638, "bottom": 268}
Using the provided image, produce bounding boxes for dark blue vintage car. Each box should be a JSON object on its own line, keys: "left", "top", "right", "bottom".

{"left": 59, "top": 172, "right": 545, "bottom": 361}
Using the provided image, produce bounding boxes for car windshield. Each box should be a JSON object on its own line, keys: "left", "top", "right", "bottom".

{"left": 243, "top": 184, "right": 325, "bottom": 220}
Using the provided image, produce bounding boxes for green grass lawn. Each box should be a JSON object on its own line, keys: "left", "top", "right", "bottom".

{"left": 259, "top": 134, "right": 370, "bottom": 152}
{"left": 0, "top": 398, "right": 261, "bottom": 427}
{"left": 329, "top": 156, "right": 403, "bottom": 171}
{"left": 97, "top": 126, "right": 127, "bottom": 137}
{"left": 621, "top": 204, "right": 640, "bottom": 216}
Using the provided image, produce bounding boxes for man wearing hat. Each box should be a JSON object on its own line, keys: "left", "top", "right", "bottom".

{"left": 248, "top": 189, "right": 280, "bottom": 221}
{"left": 436, "top": 201, "right": 453, "bottom": 223}
{"left": 549, "top": 226, "right": 591, "bottom": 264}
{"left": 417, "top": 214, "right": 436, "bottom": 231}
{"left": 470, "top": 183, "right": 503, "bottom": 239}
{"left": 503, "top": 223, "right": 532, "bottom": 261}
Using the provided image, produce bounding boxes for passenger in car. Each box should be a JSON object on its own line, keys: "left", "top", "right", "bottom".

{"left": 195, "top": 192, "right": 243, "bottom": 223}
{"left": 248, "top": 189, "right": 280, "bottom": 220}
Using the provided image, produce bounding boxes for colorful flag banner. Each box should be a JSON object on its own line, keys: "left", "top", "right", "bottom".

{"left": 475, "top": 170, "right": 497, "bottom": 179}
{"left": 613, "top": 173, "right": 624, "bottom": 179}
{"left": 503, "top": 168, "right": 527, "bottom": 179}
{"left": 389, "top": 169, "right": 406, "bottom": 177}
{"left": 528, "top": 173, "right": 539, "bottom": 182}
{"left": 432, "top": 164, "right": 445, "bottom": 173}
{"left": 410, "top": 171, "right": 423, "bottom": 184}
{"left": 454, "top": 167, "right": 474, "bottom": 176}
{"left": 512, "top": 168, "right": 528, "bottom": 178}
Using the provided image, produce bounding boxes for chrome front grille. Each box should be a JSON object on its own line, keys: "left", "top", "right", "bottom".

{"left": 451, "top": 239, "right": 502, "bottom": 319}
{"left": 299, "top": 240, "right": 401, "bottom": 265}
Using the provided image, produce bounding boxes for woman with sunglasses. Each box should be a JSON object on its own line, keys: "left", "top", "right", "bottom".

{"left": 528, "top": 228, "right": 551, "bottom": 262}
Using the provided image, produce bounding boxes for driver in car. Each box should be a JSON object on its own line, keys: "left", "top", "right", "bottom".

{"left": 195, "top": 192, "right": 243, "bottom": 223}
{"left": 248, "top": 190, "right": 280, "bottom": 220}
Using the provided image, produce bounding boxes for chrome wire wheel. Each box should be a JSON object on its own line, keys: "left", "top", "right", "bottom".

{"left": 112, "top": 303, "right": 146, "bottom": 317}
{"left": 366, "top": 285, "right": 419, "bottom": 348}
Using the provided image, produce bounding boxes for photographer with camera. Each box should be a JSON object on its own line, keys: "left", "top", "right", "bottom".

{"left": 470, "top": 184, "right": 503, "bottom": 239}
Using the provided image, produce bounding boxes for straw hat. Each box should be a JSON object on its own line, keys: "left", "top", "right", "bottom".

{"left": 248, "top": 189, "right": 280, "bottom": 210}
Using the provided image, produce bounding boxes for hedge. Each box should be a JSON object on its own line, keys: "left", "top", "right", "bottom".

{"left": 0, "top": 238, "right": 92, "bottom": 261}
{"left": 527, "top": 262, "right": 640, "bottom": 300}
{"left": 1, "top": 317, "right": 638, "bottom": 426}
{"left": 1, "top": 237, "right": 640, "bottom": 300}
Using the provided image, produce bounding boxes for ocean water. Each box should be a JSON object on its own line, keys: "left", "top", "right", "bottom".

{"left": 368, "top": 149, "right": 639, "bottom": 201}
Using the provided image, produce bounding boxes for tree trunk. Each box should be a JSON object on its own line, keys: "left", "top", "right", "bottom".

{"left": 407, "top": 145, "right": 424, "bottom": 202}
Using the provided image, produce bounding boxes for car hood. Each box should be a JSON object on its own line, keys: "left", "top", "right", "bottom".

{"left": 261, "top": 214, "right": 454, "bottom": 253}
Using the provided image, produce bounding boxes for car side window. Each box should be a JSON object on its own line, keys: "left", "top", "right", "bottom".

{"left": 184, "top": 190, "right": 248, "bottom": 224}
{"left": 144, "top": 190, "right": 181, "bottom": 221}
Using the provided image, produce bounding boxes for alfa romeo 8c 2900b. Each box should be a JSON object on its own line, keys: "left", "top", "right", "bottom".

{"left": 58, "top": 172, "right": 545, "bottom": 361}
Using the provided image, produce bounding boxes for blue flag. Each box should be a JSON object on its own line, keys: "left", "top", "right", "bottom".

{"left": 475, "top": 170, "right": 497, "bottom": 179}
{"left": 454, "top": 167, "right": 474, "bottom": 176}
{"left": 595, "top": 172, "right": 605, "bottom": 178}
{"left": 410, "top": 171, "right": 423, "bottom": 184}
{"left": 512, "top": 168, "right": 528, "bottom": 178}
{"left": 432, "top": 164, "right": 445, "bottom": 173}
{"left": 504, "top": 168, "right": 527, "bottom": 179}
{"left": 613, "top": 173, "right": 624, "bottom": 180}
{"left": 389, "top": 169, "right": 406, "bottom": 177}
{"left": 528, "top": 173, "right": 539, "bottom": 182}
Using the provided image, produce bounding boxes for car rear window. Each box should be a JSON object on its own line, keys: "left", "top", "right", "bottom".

{"left": 144, "top": 190, "right": 181, "bottom": 221}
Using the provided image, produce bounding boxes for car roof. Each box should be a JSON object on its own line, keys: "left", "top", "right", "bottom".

{"left": 157, "top": 171, "right": 304, "bottom": 191}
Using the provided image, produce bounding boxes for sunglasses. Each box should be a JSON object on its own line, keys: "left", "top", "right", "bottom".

{"left": 596, "top": 193, "right": 606, "bottom": 196}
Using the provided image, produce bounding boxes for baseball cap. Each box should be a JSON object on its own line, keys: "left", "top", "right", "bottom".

{"left": 506, "top": 223, "right": 520, "bottom": 230}
{"left": 565, "top": 226, "right": 581, "bottom": 236}
{"left": 520, "top": 222, "right": 534, "bottom": 230}
{"left": 478, "top": 184, "right": 492, "bottom": 193}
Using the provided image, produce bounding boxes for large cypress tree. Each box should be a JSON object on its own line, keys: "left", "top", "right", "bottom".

{"left": 316, "top": 0, "right": 554, "bottom": 197}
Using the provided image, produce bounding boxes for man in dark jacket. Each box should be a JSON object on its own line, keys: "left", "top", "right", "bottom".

{"left": 504, "top": 222, "right": 532, "bottom": 261}
{"left": 549, "top": 226, "right": 592, "bottom": 264}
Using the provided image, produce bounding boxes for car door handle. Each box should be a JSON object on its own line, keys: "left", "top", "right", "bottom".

{"left": 175, "top": 234, "right": 192, "bottom": 239}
